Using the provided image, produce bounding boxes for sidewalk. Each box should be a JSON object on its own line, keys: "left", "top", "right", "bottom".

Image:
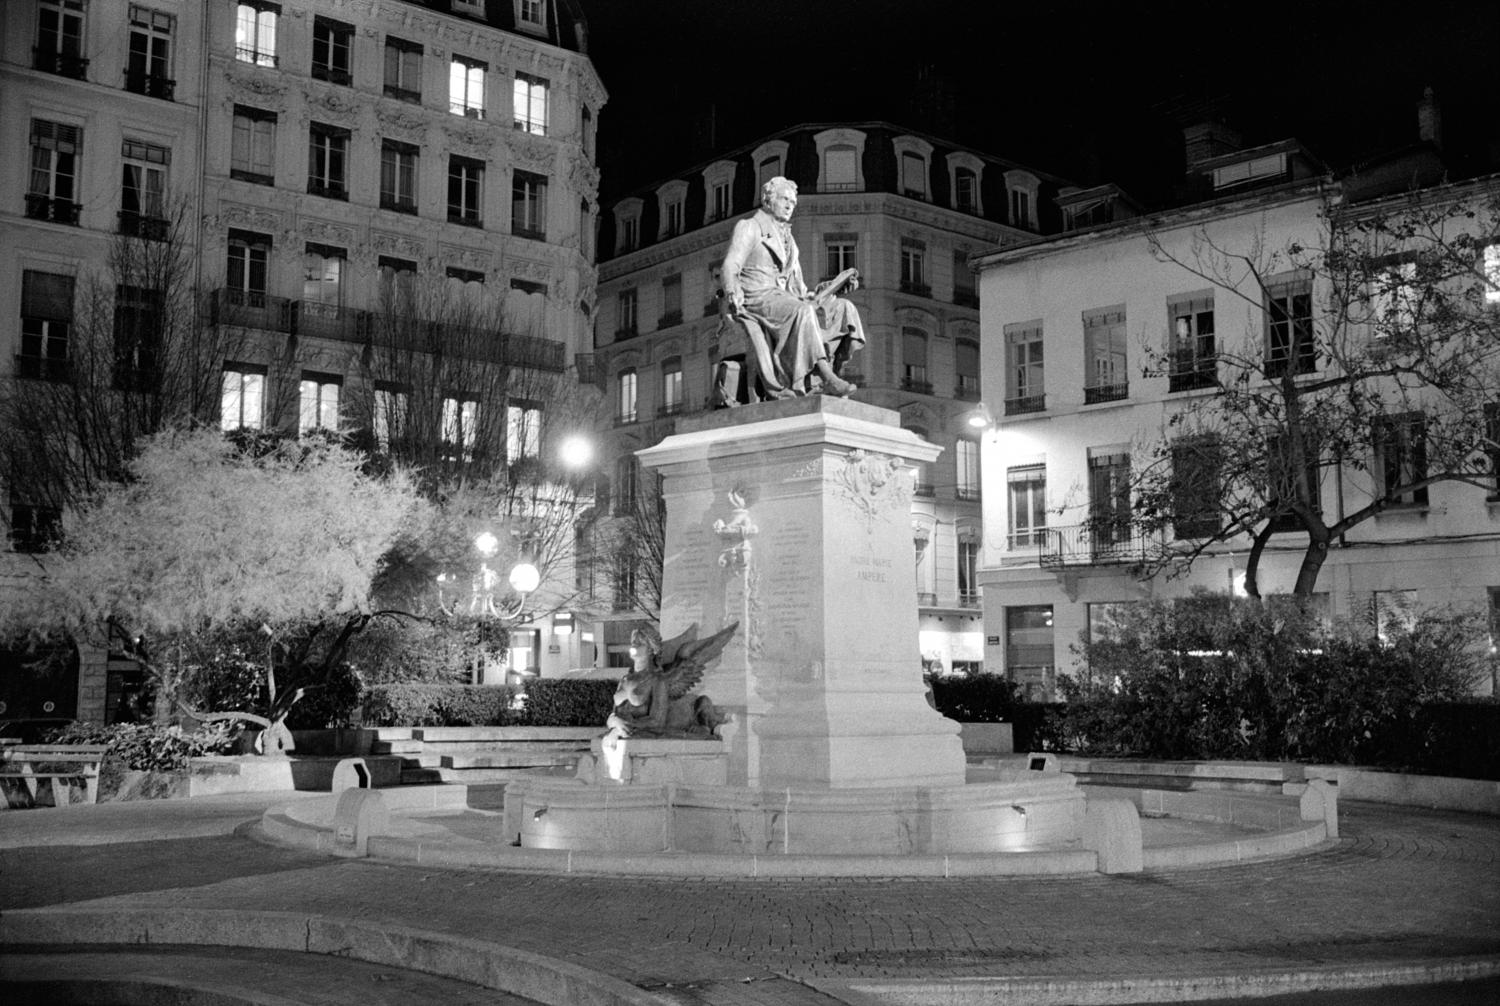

{"left": 2, "top": 792, "right": 1498, "bottom": 1005}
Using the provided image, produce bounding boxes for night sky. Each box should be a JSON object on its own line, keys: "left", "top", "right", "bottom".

{"left": 581, "top": 0, "right": 1499, "bottom": 206}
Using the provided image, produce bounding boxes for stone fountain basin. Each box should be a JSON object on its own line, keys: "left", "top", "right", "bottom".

{"left": 502, "top": 771, "right": 1084, "bottom": 856}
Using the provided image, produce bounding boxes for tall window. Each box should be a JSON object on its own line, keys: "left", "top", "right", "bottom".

{"left": 307, "top": 123, "right": 349, "bottom": 199}
{"left": 19, "top": 270, "right": 73, "bottom": 383}
{"left": 512, "top": 170, "right": 547, "bottom": 239}
{"left": 220, "top": 363, "right": 266, "bottom": 431}
{"left": 450, "top": 55, "right": 486, "bottom": 117}
{"left": 955, "top": 338, "right": 980, "bottom": 399}
{"left": 907, "top": 425, "right": 932, "bottom": 495}
{"left": 383, "top": 37, "right": 422, "bottom": 101}
{"left": 299, "top": 373, "right": 341, "bottom": 433}
{"left": 954, "top": 167, "right": 978, "bottom": 213}
{"left": 513, "top": 72, "right": 548, "bottom": 135}
{"left": 36, "top": 0, "right": 87, "bottom": 78}
{"left": 447, "top": 156, "right": 484, "bottom": 226}
{"left": 825, "top": 235, "right": 857, "bottom": 279}
{"left": 662, "top": 199, "right": 684, "bottom": 238}
{"left": 235, "top": 1, "right": 278, "bottom": 67}
{"left": 120, "top": 139, "right": 168, "bottom": 238}
{"left": 27, "top": 119, "right": 82, "bottom": 225}
{"left": 113, "top": 284, "right": 163, "bottom": 391}
{"left": 226, "top": 229, "right": 270, "bottom": 307}
{"left": 710, "top": 180, "right": 731, "bottom": 222}
{"left": 1083, "top": 306, "right": 1128, "bottom": 404}
{"left": 1009, "top": 188, "right": 1032, "bottom": 229}
{"left": 616, "top": 289, "right": 637, "bottom": 337}
{"left": 1171, "top": 438, "right": 1222, "bottom": 538}
{"left": 1169, "top": 294, "right": 1216, "bottom": 391}
{"left": 517, "top": 0, "right": 545, "bottom": 29}
{"left": 311, "top": 16, "right": 352, "bottom": 84}
{"left": 660, "top": 357, "right": 683, "bottom": 415}
{"left": 957, "top": 540, "right": 980, "bottom": 602}
{"left": 126, "top": 5, "right": 175, "bottom": 99}
{"left": 1483, "top": 244, "right": 1500, "bottom": 306}
{"left": 441, "top": 394, "right": 479, "bottom": 462}
{"left": 901, "top": 328, "right": 929, "bottom": 392}
{"left": 823, "top": 145, "right": 858, "bottom": 191}
{"left": 953, "top": 251, "right": 977, "bottom": 306}
{"left": 1375, "top": 413, "right": 1429, "bottom": 507}
{"left": 1266, "top": 433, "right": 1322, "bottom": 533}
{"left": 1266, "top": 278, "right": 1315, "bottom": 376}
{"left": 1370, "top": 260, "right": 1418, "bottom": 338}
{"left": 506, "top": 400, "right": 542, "bottom": 460}
{"left": 900, "top": 240, "right": 927, "bottom": 294}
{"left": 1004, "top": 323, "right": 1045, "bottom": 414}
{"left": 231, "top": 106, "right": 275, "bottom": 184}
{"left": 377, "top": 256, "right": 416, "bottom": 312}
{"left": 1088, "top": 452, "right": 1132, "bottom": 547}
{"left": 1007, "top": 465, "right": 1046, "bottom": 548}
{"left": 956, "top": 438, "right": 981, "bottom": 500}
{"left": 379, "top": 140, "right": 418, "bottom": 213}
{"left": 372, "top": 382, "right": 409, "bottom": 450}
{"left": 900, "top": 151, "right": 927, "bottom": 198}
{"left": 660, "top": 274, "right": 682, "bottom": 326}
{"left": 616, "top": 368, "right": 637, "bottom": 423}
{"left": 302, "top": 244, "right": 345, "bottom": 314}
{"left": 1006, "top": 606, "right": 1055, "bottom": 700}
{"left": 757, "top": 156, "right": 781, "bottom": 190}
{"left": 614, "top": 456, "right": 639, "bottom": 516}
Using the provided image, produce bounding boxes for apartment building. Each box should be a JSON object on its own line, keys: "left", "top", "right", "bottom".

{"left": 588, "top": 122, "right": 1073, "bottom": 672}
{"left": 0, "top": 0, "right": 605, "bottom": 722}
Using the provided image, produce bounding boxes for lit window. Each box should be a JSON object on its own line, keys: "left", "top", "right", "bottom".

{"left": 956, "top": 439, "right": 981, "bottom": 500}
{"left": 1004, "top": 322, "right": 1044, "bottom": 414}
{"left": 506, "top": 400, "right": 542, "bottom": 460}
{"left": 307, "top": 123, "right": 349, "bottom": 199}
{"left": 1168, "top": 294, "right": 1216, "bottom": 392}
{"left": 36, "top": 0, "right": 87, "bottom": 78}
{"left": 26, "top": 119, "right": 81, "bottom": 225}
{"left": 19, "top": 270, "right": 74, "bottom": 383}
{"left": 450, "top": 56, "right": 486, "bottom": 118}
{"left": 379, "top": 140, "right": 419, "bottom": 213}
{"left": 825, "top": 235, "right": 857, "bottom": 279}
{"left": 448, "top": 156, "right": 484, "bottom": 226}
{"left": 299, "top": 372, "right": 341, "bottom": 433}
{"left": 1370, "top": 260, "right": 1417, "bottom": 336}
{"left": 1374, "top": 413, "right": 1429, "bottom": 507}
{"left": 823, "top": 145, "right": 858, "bottom": 192}
{"left": 660, "top": 357, "right": 683, "bottom": 414}
{"left": 442, "top": 394, "right": 480, "bottom": 462}
{"left": 221, "top": 363, "right": 266, "bottom": 431}
{"left": 511, "top": 169, "right": 547, "bottom": 239}
{"left": 616, "top": 368, "right": 637, "bottom": 422}
{"left": 1007, "top": 465, "right": 1046, "bottom": 547}
{"left": 1265, "top": 278, "right": 1316, "bottom": 376}
{"left": 126, "top": 5, "right": 175, "bottom": 99}
{"left": 513, "top": 72, "right": 548, "bottom": 135}
{"left": 1083, "top": 306, "right": 1127, "bottom": 404}
{"left": 383, "top": 37, "right": 422, "bottom": 102}
{"left": 311, "top": 16, "right": 352, "bottom": 85}
{"left": 235, "top": 1, "right": 278, "bottom": 67}
{"left": 302, "top": 244, "right": 345, "bottom": 312}
{"left": 230, "top": 106, "right": 275, "bottom": 184}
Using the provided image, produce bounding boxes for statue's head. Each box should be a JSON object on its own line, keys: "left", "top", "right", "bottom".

{"left": 760, "top": 176, "right": 798, "bottom": 222}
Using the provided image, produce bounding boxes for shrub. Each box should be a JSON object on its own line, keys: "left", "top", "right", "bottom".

{"left": 521, "top": 679, "right": 617, "bottom": 726}
{"left": 927, "top": 673, "right": 1020, "bottom": 723}
{"left": 46, "top": 719, "right": 236, "bottom": 797}
{"left": 363, "top": 679, "right": 618, "bottom": 727}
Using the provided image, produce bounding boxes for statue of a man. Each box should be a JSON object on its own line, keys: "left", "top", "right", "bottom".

{"left": 721, "top": 176, "right": 864, "bottom": 398}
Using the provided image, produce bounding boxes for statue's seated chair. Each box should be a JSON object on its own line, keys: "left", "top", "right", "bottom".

{"left": 711, "top": 291, "right": 793, "bottom": 407}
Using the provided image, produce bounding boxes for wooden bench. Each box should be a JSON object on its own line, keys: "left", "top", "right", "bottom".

{"left": 0, "top": 744, "right": 109, "bottom": 808}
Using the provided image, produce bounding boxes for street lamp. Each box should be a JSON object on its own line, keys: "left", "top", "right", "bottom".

{"left": 434, "top": 532, "right": 540, "bottom": 620}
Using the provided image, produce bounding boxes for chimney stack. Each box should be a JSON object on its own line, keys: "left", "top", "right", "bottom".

{"left": 1417, "top": 86, "right": 1443, "bottom": 149}
{"left": 1183, "top": 121, "right": 1243, "bottom": 168}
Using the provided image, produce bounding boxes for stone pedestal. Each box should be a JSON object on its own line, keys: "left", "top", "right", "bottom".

{"left": 576, "top": 737, "right": 728, "bottom": 786}
{"left": 637, "top": 397, "right": 965, "bottom": 789}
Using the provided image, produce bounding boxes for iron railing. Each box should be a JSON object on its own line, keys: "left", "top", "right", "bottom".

{"left": 1038, "top": 522, "right": 1155, "bottom": 570}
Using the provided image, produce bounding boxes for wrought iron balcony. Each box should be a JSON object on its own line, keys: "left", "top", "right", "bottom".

{"left": 1038, "top": 522, "right": 1154, "bottom": 570}
{"left": 1084, "top": 382, "right": 1128, "bottom": 405}
{"left": 899, "top": 280, "right": 932, "bottom": 298}
{"left": 24, "top": 194, "right": 81, "bottom": 225}
{"left": 1169, "top": 352, "right": 1217, "bottom": 392}
{"left": 1005, "top": 393, "right": 1045, "bottom": 416}
{"left": 124, "top": 69, "right": 175, "bottom": 100}
{"left": 901, "top": 377, "right": 934, "bottom": 395}
{"left": 118, "top": 211, "right": 169, "bottom": 240}
{"left": 34, "top": 49, "right": 88, "bottom": 78}
{"left": 953, "top": 289, "right": 979, "bottom": 308}
{"left": 15, "top": 354, "right": 71, "bottom": 383}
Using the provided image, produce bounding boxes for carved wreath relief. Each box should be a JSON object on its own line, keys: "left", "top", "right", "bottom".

{"left": 834, "top": 450, "right": 908, "bottom": 529}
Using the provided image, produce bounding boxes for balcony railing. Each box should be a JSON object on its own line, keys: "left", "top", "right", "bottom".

{"left": 958, "top": 592, "right": 981, "bottom": 608}
{"left": 613, "top": 411, "right": 638, "bottom": 427}
{"left": 1084, "top": 382, "right": 1128, "bottom": 405}
{"left": 118, "top": 211, "right": 169, "bottom": 240}
{"left": 1038, "top": 522, "right": 1155, "bottom": 570}
{"left": 384, "top": 85, "right": 421, "bottom": 103}
{"left": 901, "top": 377, "right": 934, "bottom": 395}
{"left": 1005, "top": 393, "right": 1045, "bottom": 416}
{"left": 953, "top": 289, "right": 979, "bottom": 308}
{"left": 15, "top": 354, "right": 71, "bottom": 383}
{"left": 124, "top": 69, "right": 175, "bottom": 100}
{"left": 657, "top": 402, "right": 685, "bottom": 418}
{"left": 899, "top": 280, "right": 932, "bottom": 298}
{"left": 954, "top": 381, "right": 980, "bottom": 401}
{"left": 1169, "top": 351, "right": 1217, "bottom": 392}
{"left": 34, "top": 49, "right": 88, "bottom": 78}
{"left": 917, "top": 592, "right": 938, "bottom": 607}
{"left": 658, "top": 310, "right": 682, "bottom": 328}
{"left": 24, "top": 194, "right": 81, "bottom": 225}
{"left": 307, "top": 180, "right": 349, "bottom": 201}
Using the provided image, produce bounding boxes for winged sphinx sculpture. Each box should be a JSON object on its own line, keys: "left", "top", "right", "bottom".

{"left": 604, "top": 621, "right": 739, "bottom": 741}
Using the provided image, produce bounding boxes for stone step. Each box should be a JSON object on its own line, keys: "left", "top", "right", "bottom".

{"left": 369, "top": 740, "right": 424, "bottom": 755}
{"left": 411, "top": 727, "right": 599, "bottom": 744}
{"left": 441, "top": 752, "right": 580, "bottom": 769}
{"left": 401, "top": 766, "right": 552, "bottom": 785}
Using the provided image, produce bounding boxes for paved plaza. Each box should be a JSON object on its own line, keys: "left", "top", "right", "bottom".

{"left": 1, "top": 792, "right": 1498, "bottom": 1004}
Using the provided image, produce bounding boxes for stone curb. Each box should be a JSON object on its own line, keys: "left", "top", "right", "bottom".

{"left": 0, "top": 906, "right": 669, "bottom": 1006}
{"left": 829, "top": 958, "right": 1500, "bottom": 1005}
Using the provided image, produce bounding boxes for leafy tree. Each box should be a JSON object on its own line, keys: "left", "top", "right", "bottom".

{"left": 1129, "top": 181, "right": 1500, "bottom": 597}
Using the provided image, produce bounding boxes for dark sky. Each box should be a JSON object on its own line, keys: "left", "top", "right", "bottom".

{"left": 580, "top": 0, "right": 1499, "bottom": 206}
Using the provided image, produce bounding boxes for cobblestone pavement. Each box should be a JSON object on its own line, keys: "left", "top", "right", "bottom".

{"left": 2, "top": 799, "right": 1497, "bottom": 1005}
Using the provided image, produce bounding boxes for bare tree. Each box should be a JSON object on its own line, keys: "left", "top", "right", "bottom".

{"left": 1129, "top": 180, "right": 1500, "bottom": 598}
{"left": 593, "top": 462, "right": 665, "bottom": 621}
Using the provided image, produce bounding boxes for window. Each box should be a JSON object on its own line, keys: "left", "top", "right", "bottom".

{"left": 506, "top": 400, "right": 542, "bottom": 460}
{"left": 900, "top": 151, "right": 927, "bottom": 199}
{"left": 701, "top": 179, "right": 728, "bottom": 223}
{"left": 120, "top": 139, "right": 169, "bottom": 238}
{"left": 231, "top": 106, "right": 275, "bottom": 184}
{"left": 1006, "top": 606, "right": 1055, "bottom": 700}
{"left": 660, "top": 274, "right": 682, "bottom": 327}
{"left": 1171, "top": 438, "right": 1222, "bottom": 538}
{"left": 512, "top": 170, "right": 547, "bottom": 239}
{"left": 9, "top": 493, "right": 62, "bottom": 554}
{"left": 663, "top": 198, "right": 684, "bottom": 238}
{"left": 957, "top": 540, "right": 980, "bottom": 603}
{"left": 307, "top": 123, "right": 349, "bottom": 199}
{"left": 19, "top": 270, "right": 73, "bottom": 382}
{"left": 1004, "top": 322, "right": 1045, "bottom": 414}
{"left": 311, "top": 16, "right": 352, "bottom": 84}
{"left": 825, "top": 235, "right": 857, "bottom": 279}
{"left": 1266, "top": 433, "right": 1322, "bottom": 533}
{"left": 1483, "top": 244, "right": 1500, "bottom": 306}
{"left": 379, "top": 140, "right": 418, "bottom": 213}
{"left": 1266, "top": 277, "right": 1315, "bottom": 376}
{"left": 126, "top": 5, "right": 174, "bottom": 99}
{"left": 907, "top": 425, "right": 933, "bottom": 495}
{"left": 1375, "top": 413, "right": 1429, "bottom": 507}
{"left": 513, "top": 72, "right": 548, "bottom": 135}
{"left": 450, "top": 56, "right": 486, "bottom": 118}
{"left": 757, "top": 156, "right": 781, "bottom": 190}
{"left": 1370, "top": 260, "right": 1417, "bottom": 338}
{"left": 1373, "top": 589, "right": 1419, "bottom": 644}
{"left": 901, "top": 328, "right": 930, "bottom": 392}
{"left": 27, "top": 119, "right": 82, "bottom": 225}
{"left": 1088, "top": 452, "right": 1132, "bottom": 548}
{"left": 447, "top": 155, "right": 484, "bottom": 226}
{"left": 447, "top": 266, "right": 485, "bottom": 289}
{"left": 953, "top": 251, "right": 977, "bottom": 307}
{"left": 441, "top": 394, "right": 479, "bottom": 462}
{"left": 220, "top": 363, "right": 266, "bottom": 431}
{"left": 660, "top": 357, "right": 683, "bottom": 415}
{"left": 226, "top": 229, "right": 270, "bottom": 307}
{"left": 1169, "top": 294, "right": 1216, "bottom": 391}
{"left": 113, "top": 284, "right": 163, "bottom": 391}
{"left": 581, "top": 105, "right": 594, "bottom": 158}
{"left": 452, "top": 0, "right": 487, "bottom": 17}
{"left": 299, "top": 373, "right": 341, "bottom": 433}
{"left": 1083, "top": 306, "right": 1127, "bottom": 404}
{"left": 1007, "top": 465, "right": 1046, "bottom": 548}
{"left": 612, "top": 551, "right": 638, "bottom": 610}
{"left": 614, "top": 455, "right": 639, "bottom": 516}
{"left": 383, "top": 37, "right": 422, "bottom": 101}
{"left": 235, "top": 1, "right": 278, "bottom": 67}
{"left": 616, "top": 368, "right": 637, "bottom": 423}
{"left": 823, "top": 145, "right": 858, "bottom": 192}
{"left": 954, "top": 167, "right": 978, "bottom": 213}
{"left": 900, "top": 240, "right": 928, "bottom": 295}
{"left": 1009, "top": 189, "right": 1031, "bottom": 229}
{"left": 619, "top": 215, "right": 639, "bottom": 252}
{"left": 377, "top": 256, "right": 416, "bottom": 311}
{"left": 302, "top": 243, "right": 345, "bottom": 313}
{"left": 372, "top": 382, "right": 409, "bottom": 450}
{"left": 616, "top": 290, "right": 637, "bottom": 337}
{"left": 516, "top": 0, "right": 545, "bottom": 29}
{"left": 36, "top": 0, "right": 87, "bottom": 78}
{"left": 956, "top": 438, "right": 981, "bottom": 500}
{"left": 955, "top": 338, "right": 979, "bottom": 400}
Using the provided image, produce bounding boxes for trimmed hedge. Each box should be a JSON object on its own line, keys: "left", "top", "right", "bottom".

{"left": 363, "top": 678, "right": 617, "bottom": 728}
{"left": 927, "top": 673, "right": 1020, "bottom": 723}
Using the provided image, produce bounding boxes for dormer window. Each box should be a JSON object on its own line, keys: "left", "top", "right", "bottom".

{"left": 1004, "top": 169, "right": 1040, "bottom": 230}
{"left": 892, "top": 135, "right": 934, "bottom": 202}
{"left": 751, "top": 139, "right": 790, "bottom": 191}
{"left": 613, "top": 197, "right": 643, "bottom": 253}
{"left": 946, "top": 151, "right": 984, "bottom": 215}
{"left": 657, "top": 179, "right": 688, "bottom": 240}
{"left": 1213, "top": 152, "right": 1289, "bottom": 191}
{"left": 515, "top": 0, "right": 546, "bottom": 33}
{"left": 702, "top": 159, "right": 737, "bottom": 223}
{"left": 813, "top": 128, "right": 867, "bottom": 193}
